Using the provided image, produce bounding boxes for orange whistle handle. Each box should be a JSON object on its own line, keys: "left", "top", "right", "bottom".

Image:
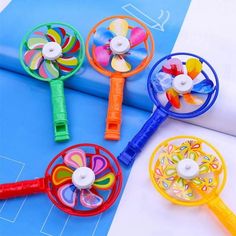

{"left": 105, "top": 76, "right": 125, "bottom": 140}
{"left": 208, "top": 197, "right": 236, "bottom": 235}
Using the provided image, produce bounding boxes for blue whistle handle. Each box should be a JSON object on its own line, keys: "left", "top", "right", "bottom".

{"left": 118, "top": 109, "right": 168, "bottom": 166}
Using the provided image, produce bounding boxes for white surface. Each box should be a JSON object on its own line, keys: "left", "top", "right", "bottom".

{"left": 109, "top": 1, "right": 236, "bottom": 235}
{"left": 42, "top": 42, "right": 62, "bottom": 60}
{"left": 110, "top": 36, "right": 130, "bottom": 54}
{"left": 0, "top": 0, "right": 11, "bottom": 13}
{"left": 172, "top": 0, "right": 236, "bottom": 136}
{"left": 172, "top": 74, "right": 193, "bottom": 94}
{"left": 177, "top": 158, "right": 199, "bottom": 179}
{"left": 109, "top": 120, "right": 236, "bottom": 236}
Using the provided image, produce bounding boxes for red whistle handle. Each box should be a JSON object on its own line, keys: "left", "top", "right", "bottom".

{"left": 0, "top": 178, "right": 46, "bottom": 199}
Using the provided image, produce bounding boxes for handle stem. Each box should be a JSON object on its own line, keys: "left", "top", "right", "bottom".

{"left": 0, "top": 178, "right": 46, "bottom": 199}
{"left": 50, "top": 80, "right": 69, "bottom": 142}
{"left": 208, "top": 197, "right": 236, "bottom": 235}
{"left": 118, "top": 109, "right": 167, "bottom": 166}
{"left": 105, "top": 76, "right": 125, "bottom": 140}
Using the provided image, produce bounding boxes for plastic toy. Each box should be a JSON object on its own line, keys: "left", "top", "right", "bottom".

{"left": 86, "top": 15, "right": 154, "bottom": 140}
{"left": 0, "top": 144, "right": 122, "bottom": 216}
{"left": 20, "top": 22, "right": 85, "bottom": 142}
{"left": 118, "top": 52, "right": 219, "bottom": 166}
{"left": 149, "top": 136, "right": 236, "bottom": 235}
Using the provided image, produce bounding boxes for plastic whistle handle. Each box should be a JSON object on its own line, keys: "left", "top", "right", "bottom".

{"left": 105, "top": 76, "right": 125, "bottom": 141}
{"left": 0, "top": 178, "right": 46, "bottom": 199}
{"left": 50, "top": 80, "right": 69, "bottom": 142}
{"left": 208, "top": 197, "right": 236, "bottom": 235}
{"left": 118, "top": 109, "right": 167, "bottom": 166}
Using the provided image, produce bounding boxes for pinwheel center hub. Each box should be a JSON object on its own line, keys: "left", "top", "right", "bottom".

{"left": 172, "top": 74, "right": 193, "bottom": 94}
{"left": 72, "top": 167, "right": 95, "bottom": 190}
{"left": 177, "top": 159, "right": 199, "bottom": 180}
{"left": 42, "top": 42, "right": 62, "bottom": 60}
{"left": 110, "top": 36, "right": 130, "bottom": 54}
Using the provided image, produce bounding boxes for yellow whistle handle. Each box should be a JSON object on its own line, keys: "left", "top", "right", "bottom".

{"left": 208, "top": 197, "right": 236, "bottom": 235}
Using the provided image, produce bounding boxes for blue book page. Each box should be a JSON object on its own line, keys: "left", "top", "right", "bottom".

{"left": 0, "top": 0, "right": 191, "bottom": 111}
{"left": 0, "top": 68, "right": 151, "bottom": 236}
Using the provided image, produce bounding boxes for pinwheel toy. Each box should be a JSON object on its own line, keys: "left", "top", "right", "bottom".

{"left": 149, "top": 136, "right": 236, "bottom": 235}
{"left": 0, "top": 144, "right": 122, "bottom": 216}
{"left": 86, "top": 16, "right": 154, "bottom": 140}
{"left": 20, "top": 22, "right": 85, "bottom": 142}
{"left": 118, "top": 52, "right": 219, "bottom": 166}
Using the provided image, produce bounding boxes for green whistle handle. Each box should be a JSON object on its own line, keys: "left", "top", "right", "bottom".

{"left": 50, "top": 80, "right": 69, "bottom": 142}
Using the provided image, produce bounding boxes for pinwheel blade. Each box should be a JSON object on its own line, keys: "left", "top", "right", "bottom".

{"left": 57, "top": 56, "right": 78, "bottom": 73}
{"left": 199, "top": 154, "right": 222, "bottom": 174}
{"left": 93, "top": 172, "right": 115, "bottom": 190}
{"left": 129, "top": 27, "right": 147, "bottom": 47}
{"left": 47, "top": 27, "right": 66, "bottom": 45}
{"left": 151, "top": 72, "right": 173, "bottom": 93}
{"left": 24, "top": 49, "right": 43, "bottom": 70}
{"left": 192, "top": 79, "right": 214, "bottom": 94}
{"left": 162, "top": 58, "right": 184, "bottom": 76}
{"left": 93, "top": 27, "right": 114, "bottom": 46}
{"left": 111, "top": 55, "right": 131, "bottom": 72}
{"left": 191, "top": 176, "right": 217, "bottom": 193}
{"left": 186, "top": 58, "right": 202, "bottom": 79}
{"left": 94, "top": 46, "right": 111, "bottom": 67}
{"left": 126, "top": 47, "right": 147, "bottom": 68}
{"left": 64, "top": 149, "right": 86, "bottom": 169}
{"left": 52, "top": 165, "right": 73, "bottom": 186}
{"left": 80, "top": 189, "right": 103, "bottom": 208}
{"left": 58, "top": 183, "right": 77, "bottom": 208}
{"left": 183, "top": 93, "right": 204, "bottom": 106}
{"left": 91, "top": 155, "right": 108, "bottom": 175}
{"left": 166, "top": 88, "right": 181, "bottom": 108}
{"left": 27, "top": 31, "right": 48, "bottom": 49}
{"left": 39, "top": 60, "right": 59, "bottom": 79}
{"left": 172, "top": 177, "right": 194, "bottom": 201}
{"left": 62, "top": 36, "right": 80, "bottom": 55}
{"left": 109, "top": 18, "right": 128, "bottom": 37}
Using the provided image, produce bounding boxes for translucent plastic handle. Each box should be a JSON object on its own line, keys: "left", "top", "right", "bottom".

{"left": 208, "top": 197, "right": 236, "bottom": 235}
{"left": 50, "top": 80, "right": 69, "bottom": 142}
{"left": 105, "top": 76, "right": 125, "bottom": 141}
{"left": 0, "top": 178, "right": 46, "bottom": 199}
{"left": 118, "top": 109, "right": 167, "bottom": 166}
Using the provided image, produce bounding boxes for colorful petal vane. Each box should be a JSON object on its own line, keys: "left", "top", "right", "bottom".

{"left": 39, "top": 60, "right": 59, "bottom": 79}
{"left": 24, "top": 49, "right": 43, "bottom": 70}
{"left": 151, "top": 72, "right": 173, "bottom": 93}
{"left": 91, "top": 155, "right": 108, "bottom": 175}
{"left": 57, "top": 184, "right": 77, "bottom": 208}
{"left": 27, "top": 32, "right": 48, "bottom": 49}
{"left": 166, "top": 88, "right": 180, "bottom": 109}
{"left": 162, "top": 58, "right": 184, "bottom": 76}
{"left": 111, "top": 55, "right": 131, "bottom": 72}
{"left": 191, "top": 176, "right": 218, "bottom": 194}
{"left": 192, "top": 79, "right": 214, "bottom": 94}
{"left": 94, "top": 46, "right": 111, "bottom": 67}
{"left": 183, "top": 93, "right": 204, "bottom": 105}
{"left": 64, "top": 149, "right": 86, "bottom": 169}
{"left": 109, "top": 19, "right": 128, "bottom": 37}
{"left": 52, "top": 165, "right": 73, "bottom": 186}
{"left": 93, "top": 27, "right": 114, "bottom": 46}
{"left": 80, "top": 189, "right": 103, "bottom": 208}
{"left": 171, "top": 177, "right": 195, "bottom": 201}
{"left": 93, "top": 172, "right": 115, "bottom": 190}
{"left": 46, "top": 27, "right": 66, "bottom": 45}
{"left": 126, "top": 47, "right": 147, "bottom": 68}
{"left": 57, "top": 56, "right": 78, "bottom": 73}
{"left": 62, "top": 35, "right": 80, "bottom": 55}
{"left": 199, "top": 154, "right": 222, "bottom": 173}
{"left": 186, "top": 58, "right": 202, "bottom": 79}
{"left": 129, "top": 27, "right": 146, "bottom": 47}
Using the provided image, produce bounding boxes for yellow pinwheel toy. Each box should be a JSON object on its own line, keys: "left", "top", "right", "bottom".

{"left": 149, "top": 136, "right": 236, "bottom": 235}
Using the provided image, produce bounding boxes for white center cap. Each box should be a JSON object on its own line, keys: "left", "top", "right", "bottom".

{"left": 110, "top": 36, "right": 130, "bottom": 54}
{"left": 72, "top": 167, "right": 95, "bottom": 189}
{"left": 177, "top": 159, "right": 199, "bottom": 180}
{"left": 42, "top": 42, "right": 62, "bottom": 60}
{"left": 172, "top": 74, "right": 193, "bottom": 94}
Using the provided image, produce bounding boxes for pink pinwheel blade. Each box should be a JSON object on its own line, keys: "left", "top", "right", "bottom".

{"left": 91, "top": 155, "right": 108, "bottom": 175}
{"left": 39, "top": 60, "right": 59, "bottom": 79}
{"left": 64, "top": 149, "right": 86, "bottom": 169}
{"left": 94, "top": 46, "right": 111, "bottom": 67}
{"left": 24, "top": 49, "right": 43, "bottom": 70}
{"left": 129, "top": 27, "right": 147, "bottom": 47}
{"left": 162, "top": 58, "right": 184, "bottom": 76}
{"left": 80, "top": 189, "right": 103, "bottom": 209}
